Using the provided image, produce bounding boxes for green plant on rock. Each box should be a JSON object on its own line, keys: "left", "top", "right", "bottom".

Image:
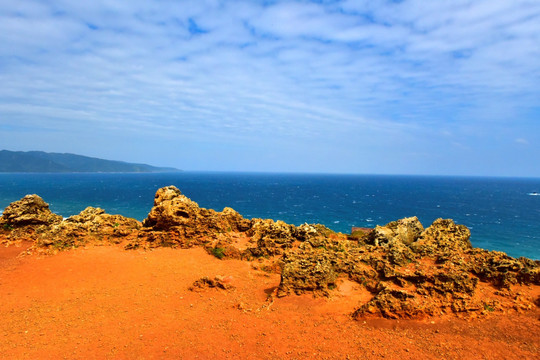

{"left": 2, "top": 223, "right": 14, "bottom": 231}
{"left": 51, "top": 239, "right": 74, "bottom": 251}
{"left": 328, "top": 283, "right": 337, "bottom": 290}
{"left": 211, "top": 247, "right": 226, "bottom": 259}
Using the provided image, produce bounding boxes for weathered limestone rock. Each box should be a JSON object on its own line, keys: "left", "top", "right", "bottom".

{"left": 246, "top": 221, "right": 341, "bottom": 258}
{"left": 277, "top": 245, "right": 339, "bottom": 297}
{"left": 189, "top": 276, "right": 235, "bottom": 292}
{"left": 139, "top": 186, "right": 251, "bottom": 247}
{"left": 65, "top": 207, "right": 140, "bottom": 233}
{"left": 467, "top": 249, "right": 540, "bottom": 287}
{"left": 367, "top": 216, "right": 424, "bottom": 246}
{"left": 1, "top": 187, "right": 538, "bottom": 320}
{"left": 247, "top": 219, "right": 298, "bottom": 256}
{"left": 410, "top": 218, "right": 472, "bottom": 255}
{"left": 277, "top": 216, "right": 538, "bottom": 319}
{"left": 144, "top": 186, "right": 199, "bottom": 230}
{"left": 0, "top": 195, "right": 62, "bottom": 227}
{"left": 353, "top": 288, "right": 432, "bottom": 319}
{"left": 143, "top": 186, "right": 250, "bottom": 233}
{"left": 36, "top": 207, "right": 141, "bottom": 248}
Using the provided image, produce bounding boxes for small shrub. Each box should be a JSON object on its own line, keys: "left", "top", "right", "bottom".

{"left": 328, "top": 283, "right": 337, "bottom": 290}
{"left": 2, "top": 223, "right": 14, "bottom": 231}
{"left": 211, "top": 247, "right": 226, "bottom": 259}
{"left": 51, "top": 240, "right": 73, "bottom": 251}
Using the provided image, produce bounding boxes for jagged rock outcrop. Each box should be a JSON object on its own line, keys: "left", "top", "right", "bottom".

{"left": 350, "top": 265, "right": 482, "bottom": 319}
{"left": 0, "top": 195, "right": 62, "bottom": 227}
{"left": 246, "top": 219, "right": 297, "bottom": 256}
{"left": 245, "top": 220, "right": 339, "bottom": 258}
{"left": 36, "top": 207, "right": 141, "bottom": 249}
{"left": 277, "top": 217, "right": 540, "bottom": 319}
{"left": 63, "top": 207, "right": 140, "bottom": 236}
{"left": 366, "top": 216, "right": 424, "bottom": 246}
{"left": 466, "top": 249, "right": 540, "bottom": 288}
{"left": 410, "top": 218, "right": 472, "bottom": 256}
{"left": 143, "top": 186, "right": 250, "bottom": 232}
{"left": 135, "top": 186, "right": 333, "bottom": 255}
{"left": 0, "top": 195, "right": 140, "bottom": 250}
{"left": 278, "top": 246, "right": 338, "bottom": 297}
{"left": 136, "top": 186, "right": 251, "bottom": 248}
{"left": 354, "top": 288, "right": 431, "bottom": 319}
{"left": 0, "top": 195, "right": 63, "bottom": 246}
{"left": 1, "top": 187, "right": 538, "bottom": 319}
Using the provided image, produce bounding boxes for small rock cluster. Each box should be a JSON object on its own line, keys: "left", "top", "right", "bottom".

{"left": 1, "top": 186, "right": 538, "bottom": 319}
{"left": 189, "top": 276, "right": 235, "bottom": 292}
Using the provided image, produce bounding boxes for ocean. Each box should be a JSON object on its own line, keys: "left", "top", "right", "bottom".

{"left": 0, "top": 173, "right": 538, "bottom": 260}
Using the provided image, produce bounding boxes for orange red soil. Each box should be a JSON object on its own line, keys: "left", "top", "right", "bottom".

{"left": 1, "top": 244, "right": 539, "bottom": 359}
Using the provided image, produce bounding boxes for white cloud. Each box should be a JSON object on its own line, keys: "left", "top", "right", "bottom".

{"left": 0, "top": 0, "right": 539, "bottom": 174}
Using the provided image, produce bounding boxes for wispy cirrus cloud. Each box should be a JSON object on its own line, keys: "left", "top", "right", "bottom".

{"left": 0, "top": 0, "right": 538, "bottom": 175}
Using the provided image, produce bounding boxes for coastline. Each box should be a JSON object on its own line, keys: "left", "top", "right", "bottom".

{"left": 0, "top": 172, "right": 539, "bottom": 259}
{"left": 1, "top": 186, "right": 538, "bottom": 316}
{"left": 1, "top": 186, "right": 539, "bottom": 358}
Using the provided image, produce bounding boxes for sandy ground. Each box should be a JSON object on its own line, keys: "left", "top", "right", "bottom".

{"left": 1, "top": 243, "right": 539, "bottom": 360}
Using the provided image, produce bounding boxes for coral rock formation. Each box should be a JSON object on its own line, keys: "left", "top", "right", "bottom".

{"left": 0, "top": 195, "right": 62, "bottom": 227}
{"left": 138, "top": 186, "right": 251, "bottom": 249}
{"left": 1, "top": 186, "right": 539, "bottom": 320}
{"left": 38, "top": 207, "right": 141, "bottom": 249}
{"left": 367, "top": 216, "right": 424, "bottom": 246}
{"left": 277, "top": 217, "right": 539, "bottom": 319}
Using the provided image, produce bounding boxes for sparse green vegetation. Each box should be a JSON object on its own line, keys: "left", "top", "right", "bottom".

{"left": 328, "top": 283, "right": 337, "bottom": 290}
{"left": 211, "top": 247, "right": 226, "bottom": 259}
{"left": 2, "top": 223, "right": 14, "bottom": 231}
{"left": 51, "top": 239, "right": 74, "bottom": 251}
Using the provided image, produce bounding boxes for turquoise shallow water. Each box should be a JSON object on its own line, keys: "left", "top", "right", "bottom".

{"left": 0, "top": 172, "right": 538, "bottom": 260}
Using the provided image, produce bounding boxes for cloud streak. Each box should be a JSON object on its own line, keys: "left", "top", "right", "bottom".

{"left": 0, "top": 0, "right": 539, "bottom": 175}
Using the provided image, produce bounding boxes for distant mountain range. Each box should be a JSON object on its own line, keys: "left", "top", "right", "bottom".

{"left": 0, "top": 150, "right": 180, "bottom": 173}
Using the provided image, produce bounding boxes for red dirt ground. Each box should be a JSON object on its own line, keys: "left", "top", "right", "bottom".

{"left": 1, "top": 243, "right": 539, "bottom": 359}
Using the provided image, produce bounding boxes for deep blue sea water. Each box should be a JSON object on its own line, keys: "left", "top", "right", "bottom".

{"left": 0, "top": 173, "right": 538, "bottom": 260}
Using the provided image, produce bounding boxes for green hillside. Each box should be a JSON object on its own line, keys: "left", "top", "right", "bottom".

{"left": 0, "top": 150, "right": 179, "bottom": 173}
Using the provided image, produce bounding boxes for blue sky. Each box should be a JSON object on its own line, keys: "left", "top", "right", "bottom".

{"left": 0, "top": 0, "right": 539, "bottom": 176}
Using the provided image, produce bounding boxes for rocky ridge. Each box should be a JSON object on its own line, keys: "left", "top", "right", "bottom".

{"left": 1, "top": 186, "right": 538, "bottom": 319}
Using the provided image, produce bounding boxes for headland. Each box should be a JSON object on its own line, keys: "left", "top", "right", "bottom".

{"left": 1, "top": 186, "right": 539, "bottom": 359}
